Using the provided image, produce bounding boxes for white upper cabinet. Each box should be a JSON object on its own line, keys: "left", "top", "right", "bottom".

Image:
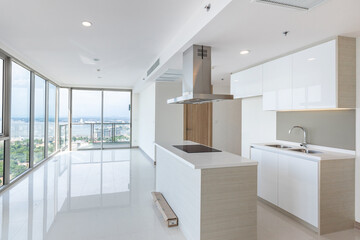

{"left": 292, "top": 40, "right": 336, "bottom": 109}
{"left": 231, "top": 36, "right": 355, "bottom": 110}
{"left": 263, "top": 55, "right": 292, "bottom": 110}
{"left": 230, "top": 65, "right": 262, "bottom": 99}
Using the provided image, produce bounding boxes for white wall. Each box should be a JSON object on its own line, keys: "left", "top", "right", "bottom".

{"left": 155, "top": 82, "right": 183, "bottom": 144}
{"left": 355, "top": 37, "right": 360, "bottom": 223}
{"left": 212, "top": 84, "right": 242, "bottom": 155}
{"left": 138, "top": 83, "right": 156, "bottom": 160}
{"left": 241, "top": 96, "right": 276, "bottom": 158}
{"left": 131, "top": 93, "right": 139, "bottom": 147}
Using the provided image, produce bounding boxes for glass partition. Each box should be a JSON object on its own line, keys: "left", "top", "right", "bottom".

{"left": 34, "top": 75, "right": 46, "bottom": 164}
{"left": 59, "top": 88, "right": 69, "bottom": 150}
{"left": 0, "top": 141, "right": 4, "bottom": 186}
{"left": 71, "top": 90, "right": 102, "bottom": 150}
{"left": 103, "top": 91, "right": 131, "bottom": 149}
{"left": 10, "top": 62, "right": 30, "bottom": 180}
{"left": 48, "top": 83, "right": 56, "bottom": 155}
{"left": 0, "top": 58, "right": 3, "bottom": 135}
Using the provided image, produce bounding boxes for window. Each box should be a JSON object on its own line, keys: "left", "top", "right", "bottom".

{"left": 34, "top": 75, "right": 46, "bottom": 164}
{"left": 0, "top": 58, "right": 3, "bottom": 134}
{"left": 0, "top": 141, "right": 4, "bottom": 186}
{"left": 48, "top": 83, "right": 56, "bottom": 155}
{"left": 59, "top": 88, "right": 69, "bottom": 149}
{"left": 10, "top": 62, "right": 30, "bottom": 180}
{"left": 71, "top": 90, "right": 102, "bottom": 150}
{"left": 103, "top": 91, "right": 131, "bottom": 149}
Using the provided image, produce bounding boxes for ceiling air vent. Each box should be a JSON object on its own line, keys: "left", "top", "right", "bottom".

{"left": 147, "top": 58, "right": 160, "bottom": 77}
{"left": 156, "top": 69, "right": 183, "bottom": 82}
{"left": 252, "top": 0, "right": 328, "bottom": 10}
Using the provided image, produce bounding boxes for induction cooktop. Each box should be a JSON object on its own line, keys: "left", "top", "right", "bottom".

{"left": 173, "top": 144, "right": 221, "bottom": 153}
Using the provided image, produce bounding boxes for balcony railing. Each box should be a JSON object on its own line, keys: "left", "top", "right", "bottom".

{"left": 65, "top": 122, "right": 130, "bottom": 150}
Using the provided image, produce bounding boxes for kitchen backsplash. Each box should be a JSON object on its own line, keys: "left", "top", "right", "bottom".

{"left": 277, "top": 110, "right": 355, "bottom": 150}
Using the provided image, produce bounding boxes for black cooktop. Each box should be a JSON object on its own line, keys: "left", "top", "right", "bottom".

{"left": 173, "top": 144, "right": 221, "bottom": 153}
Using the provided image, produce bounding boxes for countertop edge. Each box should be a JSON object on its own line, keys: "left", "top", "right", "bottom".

{"left": 251, "top": 143, "right": 355, "bottom": 161}
{"left": 155, "top": 142, "right": 257, "bottom": 169}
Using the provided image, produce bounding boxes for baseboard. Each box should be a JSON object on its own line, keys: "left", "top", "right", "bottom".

{"left": 355, "top": 221, "right": 360, "bottom": 230}
{"left": 257, "top": 197, "right": 318, "bottom": 233}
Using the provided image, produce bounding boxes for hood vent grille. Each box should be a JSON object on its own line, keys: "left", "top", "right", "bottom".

{"left": 253, "top": 0, "right": 327, "bottom": 10}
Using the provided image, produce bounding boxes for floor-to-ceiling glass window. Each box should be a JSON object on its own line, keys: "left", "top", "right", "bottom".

{"left": 71, "top": 90, "right": 102, "bottom": 150}
{"left": 10, "top": 62, "right": 30, "bottom": 180}
{"left": 34, "top": 75, "right": 46, "bottom": 164}
{"left": 0, "top": 58, "right": 3, "bottom": 135}
{"left": 59, "top": 88, "right": 69, "bottom": 150}
{"left": 0, "top": 58, "right": 4, "bottom": 186}
{"left": 48, "top": 83, "right": 56, "bottom": 155}
{"left": 103, "top": 91, "right": 131, "bottom": 149}
{"left": 0, "top": 141, "right": 4, "bottom": 186}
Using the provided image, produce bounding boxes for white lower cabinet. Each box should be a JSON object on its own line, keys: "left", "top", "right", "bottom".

{"left": 278, "top": 154, "right": 318, "bottom": 227}
{"left": 251, "top": 147, "right": 319, "bottom": 228}
{"left": 251, "top": 148, "right": 278, "bottom": 205}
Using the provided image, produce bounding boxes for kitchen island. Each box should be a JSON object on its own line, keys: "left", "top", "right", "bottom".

{"left": 155, "top": 141, "right": 258, "bottom": 240}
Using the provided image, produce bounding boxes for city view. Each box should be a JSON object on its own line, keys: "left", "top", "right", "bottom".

{"left": 1, "top": 75, "right": 132, "bottom": 183}
{"left": 1, "top": 116, "right": 130, "bottom": 183}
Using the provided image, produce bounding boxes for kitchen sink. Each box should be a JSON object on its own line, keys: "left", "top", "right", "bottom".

{"left": 266, "top": 144, "right": 292, "bottom": 149}
{"left": 289, "top": 149, "right": 323, "bottom": 154}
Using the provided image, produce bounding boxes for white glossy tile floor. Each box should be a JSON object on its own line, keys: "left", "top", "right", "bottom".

{"left": 0, "top": 149, "right": 359, "bottom": 240}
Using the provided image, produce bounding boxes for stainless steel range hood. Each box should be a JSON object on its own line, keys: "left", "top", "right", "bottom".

{"left": 167, "top": 45, "right": 233, "bottom": 104}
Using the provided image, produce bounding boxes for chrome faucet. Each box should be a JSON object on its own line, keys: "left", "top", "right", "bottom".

{"left": 288, "top": 126, "right": 308, "bottom": 148}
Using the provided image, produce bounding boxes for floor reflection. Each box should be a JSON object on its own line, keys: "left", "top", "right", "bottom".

{"left": 2, "top": 149, "right": 358, "bottom": 240}
{"left": 0, "top": 149, "right": 138, "bottom": 240}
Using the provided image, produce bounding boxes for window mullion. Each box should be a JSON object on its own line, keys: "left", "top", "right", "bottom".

{"left": 44, "top": 81, "right": 49, "bottom": 158}
{"left": 29, "top": 72, "right": 35, "bottom": 168}
{"left": 3, "top": 57, "right": 11, "bottom": 185}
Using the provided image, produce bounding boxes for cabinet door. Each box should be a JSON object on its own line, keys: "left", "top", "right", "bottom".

{"left": 263, "top": 55, "right": 292, "bottom": 110}
{"left": 292, "top": 40, "right": 336, "bottom": 109}
{"left": 278, "top": 154, "right": 318, "bottom": 227}
{"left": 230, "top": 65, "right": 263, "bottom": 99}
{"left": 250, "top": 148, "right": 278, "bottom": 205}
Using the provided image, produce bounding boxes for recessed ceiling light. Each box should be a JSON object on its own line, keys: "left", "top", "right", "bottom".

{"left": 93, "top": 58, "right": 100, "bottom": 62}
{"left": 98, "top": 76, "right": 102, "bottom": 79}
{"left": 308, "top": 57, "right": 316, "bottom": 61}
{"left": 82, "top": 21, "right": 92, "bottom": 27}
{"left": 240, "top": 50, "right": 250, "bottom": 55}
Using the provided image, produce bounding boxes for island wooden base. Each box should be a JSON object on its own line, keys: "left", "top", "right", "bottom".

{"left": 201, "top": 166, "right": 257, "bottom": 240}
{"left": 156, "top": 145, "right": 257, "bottom": 240}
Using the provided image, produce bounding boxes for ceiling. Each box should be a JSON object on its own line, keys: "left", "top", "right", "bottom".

{"left": 186, "top": 0, "right": 360, "bottom": 86}
{"left": 0, "top": 0, "right": 204, "bottom": 88}
{"left": 0, "top": 0, "right": 359, "bottom": 90}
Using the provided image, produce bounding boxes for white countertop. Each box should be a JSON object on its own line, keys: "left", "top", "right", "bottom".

{"left": 155, "top": 141, "right": 257, "bottom": 169}
{"left": 251, "top": 143, "right": 355, "bottom": 161}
